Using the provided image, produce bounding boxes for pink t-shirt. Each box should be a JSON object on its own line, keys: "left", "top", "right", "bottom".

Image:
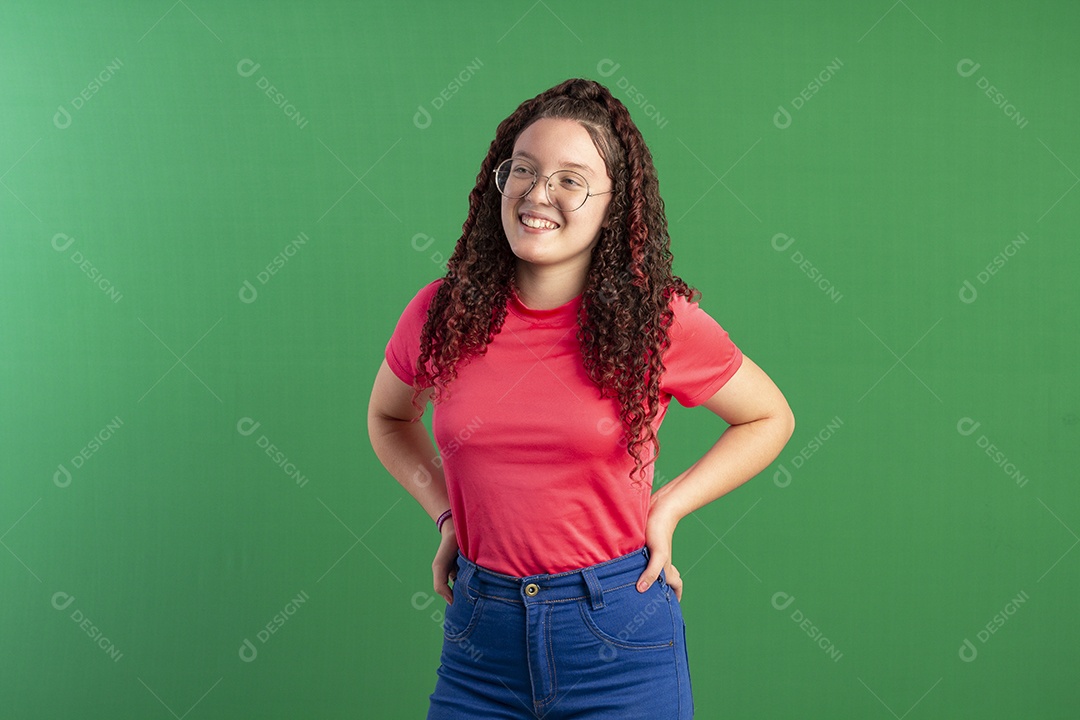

{"left": 385, "top": 279, "right": 743, "bottom": 576}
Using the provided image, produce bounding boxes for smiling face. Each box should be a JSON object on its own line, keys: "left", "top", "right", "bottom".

{"left": 500, "top": 117, "right": 613, "bottom": 286}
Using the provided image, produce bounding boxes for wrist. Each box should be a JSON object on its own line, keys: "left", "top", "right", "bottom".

{"left": 650, "top": 485, "right": 688, "bottom": 527}
{"left": 435, "top": 508, "right": 453, "bottom": 533}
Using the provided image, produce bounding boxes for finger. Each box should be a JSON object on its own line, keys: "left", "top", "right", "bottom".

{"left": 637, "top": 556, "right": 665, "bottom": 592}
{"left": 434, "top": 568, "right": 454, "bottom": 605}
{"left": 435, "top": 577, "right": 453, "bottom": 605}
{"left": 666, "top": 564, "right": 683, "bottom": 601}
{"left": 668, "top": 574, "right": 683, "bottom": 602}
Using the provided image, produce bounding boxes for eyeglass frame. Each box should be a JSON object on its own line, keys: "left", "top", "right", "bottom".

{"left": 493, "top": 158, "right": 614, "bottom": 212}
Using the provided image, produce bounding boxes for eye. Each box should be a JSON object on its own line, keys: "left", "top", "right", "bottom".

{"left": 510, "top": 163, "right": 535, "bottom": 177}
{"left": 559, "top": 174, "right": 584, "bottom": 188}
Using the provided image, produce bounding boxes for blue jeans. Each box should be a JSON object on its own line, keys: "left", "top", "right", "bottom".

{"left": 427, "top": 547, "right": 694, "bottom": 719}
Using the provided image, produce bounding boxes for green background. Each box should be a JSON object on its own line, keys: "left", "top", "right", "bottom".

{"left": 3, "top": 1, "right": 1077, "bottom": 717}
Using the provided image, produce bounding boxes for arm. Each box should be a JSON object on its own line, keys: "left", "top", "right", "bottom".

{"left": 636, "top": 354, "right": 796, "bottom": 599}
{"left": 367, "top": 359, "right": 459, "bottom": 604}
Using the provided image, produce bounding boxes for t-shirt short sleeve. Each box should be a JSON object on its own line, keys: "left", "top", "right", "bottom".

{"left": 661, "top": 294, "right": 743, "bottom": 407}
{"left": 385, "top": 279, "right": 442, "bottom": 386}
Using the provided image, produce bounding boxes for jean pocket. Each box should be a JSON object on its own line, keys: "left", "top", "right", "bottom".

{"left": 443, "top": 581, "right": 484, "bottom": 643}
{"left": 579, "top": 582, "right": 675, "bottom": 651}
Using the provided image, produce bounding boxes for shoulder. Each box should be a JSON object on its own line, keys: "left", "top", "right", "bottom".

{"left": 659, "top": 289, "right": 743, "bottom": 404}
{"left": 666, "top": 291, "right": 724, "bottom": 339}
{"left": 388, "top": 278, "right": 445, "bottom": 340}
{"left": 415, "top": 277, "right": 444, "bottom": 303}
{"left": 399, "top": 278, "right": 444, "bottom": 317}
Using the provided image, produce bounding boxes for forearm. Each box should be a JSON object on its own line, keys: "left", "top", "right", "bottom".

{"left": 651, "top": 412, "right": 794, "bottom": 522}
{"left": 368, "top": 415, "right": 450, "bottom": 522}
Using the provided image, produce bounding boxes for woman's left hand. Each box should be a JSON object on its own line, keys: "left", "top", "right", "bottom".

{"left": 637, "top": 496, "right": 683, "bottom": 601}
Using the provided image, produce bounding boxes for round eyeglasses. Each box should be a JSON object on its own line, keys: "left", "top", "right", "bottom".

{"left": 493, "top": 159, "right": 613, "bottom": 212}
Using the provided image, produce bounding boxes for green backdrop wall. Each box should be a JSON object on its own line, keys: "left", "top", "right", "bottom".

{"left": 3, "top": 1, "right": 1077, "bottom": 717}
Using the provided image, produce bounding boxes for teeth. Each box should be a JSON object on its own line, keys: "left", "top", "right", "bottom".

{"left": 521, "top": 214, "right": 558, "bottom": 230}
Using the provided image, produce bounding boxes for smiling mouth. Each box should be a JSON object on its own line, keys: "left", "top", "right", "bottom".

{"left": 520, "top": 212, "right": 560, "bottom": 230}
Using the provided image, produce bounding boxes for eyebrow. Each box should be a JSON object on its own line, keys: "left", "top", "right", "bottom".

{"left": 512, "top": 151, "right": 597, "bottom": 177}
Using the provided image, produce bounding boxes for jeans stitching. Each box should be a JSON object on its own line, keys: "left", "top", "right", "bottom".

{"left": 444, "top": 593, "right": 483, "bottom": 642}
{"left": 577, "top": 596, "right": 676, "bottom": 650}
{"left": 537, "top": 604, "right": 559, "bottom": 707}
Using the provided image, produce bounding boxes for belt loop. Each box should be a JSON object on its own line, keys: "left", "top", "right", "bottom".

{"left": 454, "top": 554, "right": 477, "bottom": 602}
{"left": 582, "top": 567, "right": 605, "bottom": 610}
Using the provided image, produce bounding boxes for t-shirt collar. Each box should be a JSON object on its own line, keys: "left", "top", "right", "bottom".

{"left": 508, "top": 284, "right": 582, "bottom": 324}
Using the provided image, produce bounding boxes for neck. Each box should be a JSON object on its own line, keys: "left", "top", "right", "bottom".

{"left": 513, "top": 261, "right": 588, "bottom": 309}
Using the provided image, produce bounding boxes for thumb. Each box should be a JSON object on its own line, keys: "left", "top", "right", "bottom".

{"left": 435, "top": 575, "right": 453, "bottom": 605}
{"left": 636, "top": 555, "right": 665, "bottom": 593}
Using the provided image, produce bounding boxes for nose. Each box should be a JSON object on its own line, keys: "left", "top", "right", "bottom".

{"left": 524, "top": 175, "right": 553, "bottom": 206}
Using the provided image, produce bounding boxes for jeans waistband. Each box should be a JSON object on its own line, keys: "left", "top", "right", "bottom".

{"left": 453, "top": 547, "right": 653, "bottom": 609}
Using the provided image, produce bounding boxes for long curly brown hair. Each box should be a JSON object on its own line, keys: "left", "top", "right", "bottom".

{"left": 413, "top": 78, "right": 696, "bottom": 482}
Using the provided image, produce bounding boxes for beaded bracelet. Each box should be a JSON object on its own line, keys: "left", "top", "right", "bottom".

{"left": 436, "top": 509, "right": 453, "bottom": 532}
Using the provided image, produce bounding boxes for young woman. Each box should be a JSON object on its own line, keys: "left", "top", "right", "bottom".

{"left": 368, "top": 78, "right": 794, "bottom": 719}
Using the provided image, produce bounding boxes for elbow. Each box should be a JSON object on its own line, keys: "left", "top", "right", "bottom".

{"left": 776, "top": 402, "right": 796, "bottom": 444}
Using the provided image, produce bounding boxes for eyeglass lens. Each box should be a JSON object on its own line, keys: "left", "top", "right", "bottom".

{"left": 495, "top": 160, "right": 589, "bottom": 211}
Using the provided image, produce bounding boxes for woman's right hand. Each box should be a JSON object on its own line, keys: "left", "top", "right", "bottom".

{"left": 433, "top": 518, "right": 459, "bottom": 605}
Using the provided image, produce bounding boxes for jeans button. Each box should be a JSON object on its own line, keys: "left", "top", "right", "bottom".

{"left": 524, "top": 583, "right": 539, "bottom": 597}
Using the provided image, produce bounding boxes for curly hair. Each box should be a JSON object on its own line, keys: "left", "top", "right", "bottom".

{"left": 412, "top": 77, "right": 696, "bottom": 482}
